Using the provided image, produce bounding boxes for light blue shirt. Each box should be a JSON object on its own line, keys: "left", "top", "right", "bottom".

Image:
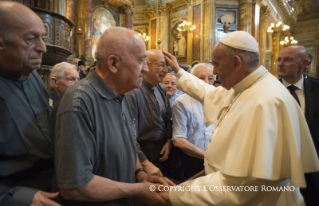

{"left": 169, "top": 89, "right": 183, "bottom": 106}
{"left": 172, "top": 93, "right": 215, "bottom": 150}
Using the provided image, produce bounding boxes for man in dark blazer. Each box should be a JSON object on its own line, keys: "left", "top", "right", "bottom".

{"left": 277, "top": 45, "right": 319, "bottom": 206}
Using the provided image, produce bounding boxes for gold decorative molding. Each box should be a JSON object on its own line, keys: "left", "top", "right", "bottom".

{"left": 102, "top": 0, "right": 132, "bottom": 7}
{"left": 146, "top": 4, "right": 171, "bottom": 18}
{"left": 277, "top": 0, "right": 297, "bottom": 25}
{"left": 160, "top": 3, "right": 171, "bottom": 16}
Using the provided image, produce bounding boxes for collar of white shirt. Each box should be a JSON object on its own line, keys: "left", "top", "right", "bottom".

{"left": 282, "top": 76, "right": 304, "bottom": 91}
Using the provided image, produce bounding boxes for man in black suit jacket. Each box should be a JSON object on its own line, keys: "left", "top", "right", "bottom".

{"left": 277, "top": 45, "right": 319, "bottom": 206}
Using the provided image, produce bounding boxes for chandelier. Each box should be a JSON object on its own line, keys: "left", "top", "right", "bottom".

{"left": 280, "top": 36, "right": 298, "bottom": 45}
{"left": 138, "top": 33, "right": 150, "bottom": 42}
{"left": 267, "top": 15, "right": 298, "bottom": 45}
{"left": 177, "top": 21, "right": 195, "bottom": 32}
{"left": 267, "top": 16, "right": 290, "bottom": 33}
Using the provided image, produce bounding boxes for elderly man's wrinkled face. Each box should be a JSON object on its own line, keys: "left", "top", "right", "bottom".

{"left": 0, "top": 13, "right": 46, "bottom": 76}
{"left": 193, "top": 66, "right": 214, "bottom": 85}
{"left": 211, "top": 44, "right": 234, "bottom": 90}
{"left": 163, "top": 75, "right": 177, "bottom": 99}
{"left": 146, "top": 53, "right": 168, "bottom": 85}
{"left": 277, "top": 47, "right": 307, "bottom": 84}
{"left": 53, "top": 68, "right": 79, "bottom": 95}
{"left": 119, "top": 35, "right": 149, "bottom": 91}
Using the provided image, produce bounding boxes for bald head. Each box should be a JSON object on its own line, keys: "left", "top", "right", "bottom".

{"left": 146, "top": 49, "right": 162, "bottom": 63}
{"left": 0, "top": 1, "right": 41, "bottom": 39}
{"left": 0, "top": 1, "right": 46, "bottom": 76}
{"left": 277, "top": 46, "right": 309, "bottom": 84}
{"left": 94, "top": 27, "right": 148, "bottom": 95}
{"left": 95, "top": 27, "right": 145, "bottom": 69}
{"left": 144, "top": 49, "right": 168, "bottom": 86}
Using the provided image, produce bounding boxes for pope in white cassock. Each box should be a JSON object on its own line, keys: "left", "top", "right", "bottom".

{"left": 161, "top": 31, "right": 319, "bottom": 206}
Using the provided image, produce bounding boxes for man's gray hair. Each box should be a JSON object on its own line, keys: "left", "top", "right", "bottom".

{"left": 50, "top": 62, "right": 77, "bottom": 87}
{"left": 165, "top": 72, "right": 179, "bottom": 80}
{"left": 190, "top": 63, "right": 214, "bottom": 74}
{"left": 219, "top": 43, "right": 260, "bottom": 68}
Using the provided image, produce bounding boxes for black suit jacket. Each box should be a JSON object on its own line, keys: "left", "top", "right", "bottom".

{"left": 304, "top": 76, "right": 319, "bottom": 156}
{"left": 283, "top": 76, "right": 319, "bottom": 205}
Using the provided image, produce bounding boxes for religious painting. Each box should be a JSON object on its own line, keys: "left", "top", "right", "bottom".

{"left": 91, "top": 7, "right": 116, "bottom": 58}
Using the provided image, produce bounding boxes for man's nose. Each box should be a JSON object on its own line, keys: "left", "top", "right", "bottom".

{"left": 35, "top": 38, "right": 47, "bottom": 53}
{"left": 142, "top": 61, "right": 149, "bottom": 73}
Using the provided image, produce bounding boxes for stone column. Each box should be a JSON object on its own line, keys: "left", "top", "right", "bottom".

{"left": 155, "top": 6, "right": 161, "bottom": 50}
{"left": 159, "top": 4, "right": 171, "bottom": 52}
{"left": 239, "top": 0, "right": 254, "bottom": 34}
{"left": 259, "top": 5, "right": 270, "bottom": 67}
{"left": 84, "top": 0, "right": 94, "bottom": 61}
{"left": 270, "top": 31, "right": 280, "bottom": 78}
{"left": 125, "top": 5, "right": 133, "bottom": 29}
{"left": 203, "top": 0, "right": 216, "bottom": 61}
{"left": 66, "top": 0, "right": 75, "bottom": 54}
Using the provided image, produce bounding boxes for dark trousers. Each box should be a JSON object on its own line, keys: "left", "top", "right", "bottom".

{"left": 179, "top": 152, "right": 204, "bottom": 182}
{"left": 300, "top": 172, "right": 319, "bottom": 206}
{"left": 140, "top": 141, "right": 171, "bottom": 177}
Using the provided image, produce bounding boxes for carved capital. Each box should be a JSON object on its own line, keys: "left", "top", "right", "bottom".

{"left": 260, "top": 6, "right": 271, "bottom": 21}
{"left": 160, "top": 3, "right": 171, "bottom": 16}
{"left": 146, "top": 5, "right": 161, "bottom": 18}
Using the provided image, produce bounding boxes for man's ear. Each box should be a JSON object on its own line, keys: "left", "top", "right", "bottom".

{"left": 233, "top": 55, "right": 242, "bottom": 72}
{"left": 50, "top": 77, "right": 58, "bottom": 88}
{"left": 108, "top": 55, "right": 119, "bottom": 73}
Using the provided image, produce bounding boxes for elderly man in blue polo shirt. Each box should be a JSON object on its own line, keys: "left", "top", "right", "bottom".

{"left": 52, "top": 27, "right": 173, "bottom": 206}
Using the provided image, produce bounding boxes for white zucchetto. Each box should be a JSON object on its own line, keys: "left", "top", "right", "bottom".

{"left": 219, "top": 31, "right": 259, "bottom": 53}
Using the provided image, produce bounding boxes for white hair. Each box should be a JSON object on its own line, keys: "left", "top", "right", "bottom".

{"left": 190, "top": 63, "right": 216, "bottom": 80}
{"left": 165, "top": 73, "right": 179, "bottom": 80}
{"left": 50, "top": 62, "right": 77, "bottom": 87}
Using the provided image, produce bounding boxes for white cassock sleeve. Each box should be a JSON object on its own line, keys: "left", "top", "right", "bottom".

{"left": 169, "top": 172, "right": 292, "bottom": 206}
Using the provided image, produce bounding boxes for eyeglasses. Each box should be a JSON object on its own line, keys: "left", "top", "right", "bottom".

{"left": 146, "top": 62, "right": 166, "bottom": 68}
{"left": 276, "top": 57, "right": 295, "bottom": 64}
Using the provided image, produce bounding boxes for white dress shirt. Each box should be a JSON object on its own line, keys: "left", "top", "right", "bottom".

{"left": 172, "top": 93, "right": 215, "bottom": 150}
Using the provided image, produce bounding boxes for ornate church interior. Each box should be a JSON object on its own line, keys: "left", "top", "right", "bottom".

{"left": 10, "top": 0, "right": 319, "bottom": 87}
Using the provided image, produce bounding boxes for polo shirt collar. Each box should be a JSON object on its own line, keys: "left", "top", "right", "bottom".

{"left": 87, "top": 68, "right": 118, "bottom": 100}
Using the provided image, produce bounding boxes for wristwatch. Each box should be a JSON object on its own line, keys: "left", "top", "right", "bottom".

{"left": 135, "top": 167, "right": 148, "bottom": 176}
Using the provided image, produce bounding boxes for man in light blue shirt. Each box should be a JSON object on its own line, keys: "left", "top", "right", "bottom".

{"left": 172, "top": 62, "right": 215, "bottom": 181}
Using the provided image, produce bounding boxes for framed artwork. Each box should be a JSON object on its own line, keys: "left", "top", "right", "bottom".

{"left": 91, "top": 7, "right": 116, "bottom": 58}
